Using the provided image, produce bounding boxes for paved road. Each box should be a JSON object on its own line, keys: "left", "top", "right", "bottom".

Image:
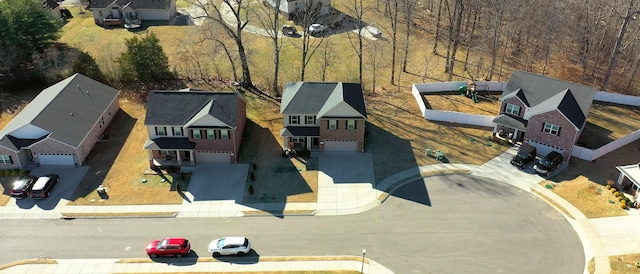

{"left": 2, "top": 174, "right": 583, "bottom": 273}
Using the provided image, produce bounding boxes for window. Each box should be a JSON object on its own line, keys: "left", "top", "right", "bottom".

{"left": 289, "top": 115, "right": 300, "bottom": 125}
{"left": 0, "top": 155, "right": 11, "bottom": 164}
{"left": 220, "top": 130, "right": 229, "bottom": 139}
{"left": 160, "top": 150, "right": 175, "bottom": 155}
{"left": 156, "top": 127, "right": 167, "bottom": 136}
{"left": 291, "top": 137, "right": 305, "bottom": 143}
{"left": 505, "top": 104, "right": 520, "bottom": 115}
{"left": 193, "top": 130, "right": 201, "bottom": 139}
{"left": 328, "top": 120, "right": 337, "bottom": 129}
{"left": 305, "top": 115, "right": 316, "bottom": 125}
{"left": 173, "top": 127, "right": 183, "bottom": 136}
{"left": 542, "top": 123, "right": 560, "bottom": 136}
{"left": 347, "top": 120, "right": 356, "bottom": 129}
{"left": 206, "top": 129, "right": 215, "bottom": 139}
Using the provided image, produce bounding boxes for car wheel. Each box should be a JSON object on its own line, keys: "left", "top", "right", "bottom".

{"left": 212, "top": 252, "right": 220, "bottom": 257}
{"left": 176, "top": 253, "right": 183, "bottom": 258}
{"left": 150, "top": 254, "right": 157, "bottom": 258}
{"left": 236, "top": 251, "right": 245, "bottom": 256}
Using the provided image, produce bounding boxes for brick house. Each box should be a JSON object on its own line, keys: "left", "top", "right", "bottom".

{"left": 0, "top": 74, "right": 120, "bottom": 169}
{"left": 280, "top": 82, "right": 367, "bottom": 152}
{"left": 143, "top": 90, "right": 246, "bottom": 167}
{"left": 492, "top": 70, "right": 597, "bottom": 161}
{"left": 89, "top": 0, "right": 176, "bottom": 27}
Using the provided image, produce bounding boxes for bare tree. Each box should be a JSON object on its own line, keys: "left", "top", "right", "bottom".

{"left": 444, "top": 0, "right": 464, "bottom": 81}
{"left": 346, "top": 0, "right": 366, "bottom": 83}
{"left": 601, "top": 0, "right": 640, "bottom": 91}
{"left": 253, "top": 0, "right": 284, "bottom": 96}
{"left": 293, "top": 1, "right": 325, "bottom": 81}
{"left": 385, "top": 0, "right": 400, "bottom": 84}
{"left": 321, "top": 38, "right": 334, "bottom": 81}
{"left": 401, "top": 0, "right": 416, "bottom": 73}
{"left": 192, "top": 0, "right": 254, "bottom": 88}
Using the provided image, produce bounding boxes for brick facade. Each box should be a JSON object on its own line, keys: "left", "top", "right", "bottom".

{"left": 318, "top": 119, "right": 366, "bottom": 152}
{"left": 77, "top": 96, "right": 120, "bottom": 164}
{"left": 500, "top": 97, "right": 526, "bottom": 118}
{"left": 30, "top": 138, "right": 78, "bottom": 165}
{"left": 524, "top": 110, "right": 579, "bottom": 160}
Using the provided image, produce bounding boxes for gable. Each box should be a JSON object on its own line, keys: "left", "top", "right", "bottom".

{"left": 90, "top": 0, "right": 173, "bottom": 9}
{"left": 281, "top": 82, "right": 367, "bottom": 118}
{"left": 318, "top": 101, "right": 365, "bottom": 118}
{"left": 525, "top": 89, "right": 586, "bottom": 129}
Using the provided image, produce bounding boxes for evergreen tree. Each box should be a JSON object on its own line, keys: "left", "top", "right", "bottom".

{"left": 116, "top": 32, "right": 171, "bottom": 83}
{"left": 72, "top": 51, "right": 105, "bottom": 82}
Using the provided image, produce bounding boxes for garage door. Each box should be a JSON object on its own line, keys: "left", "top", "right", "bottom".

{"left": 324, "top": 140, "right": 358, "bottom": 152}
{"left": 38, "top": 153, "right": 75, "bottom": 165}
{"left": 196, "top": 151, "right": 230, "bottom": 163}
{"left": 526, "top": 141, "right": 564, "bottom": 158}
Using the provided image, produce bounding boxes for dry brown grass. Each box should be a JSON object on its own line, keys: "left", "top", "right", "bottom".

{"left": 579, "top": 102, "right": 640, "bottom": 149}
{"left": 610, "top": 254, "right": 640, "bottom": 274}
{"left": 545, "top": 176, "right": 627, "bottom": 218}
{"left": 531, "top": 187, "right": 575, "bottom": 219}
{"left": 0, "top": 258, "right": 57, "bottom": 271}
{"left": 423, "top": 93, "right": 503, "bottom": 115}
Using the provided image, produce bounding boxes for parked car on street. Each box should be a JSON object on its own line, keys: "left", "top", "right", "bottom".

{"left": 31, "top": 174, "right": 59, "bottom": 199}
{"left": 308, "top": 23, "right": 326, "bottom": 36}
{"left": 10, "top": 175, "right": 38, "bottom": 199}
{"left": 510, "top": 143, "right": 537, "bottom": 169}
{"left": 146, "top": 237, "right": 191, "bottom": 258}
{"left": 282, "top": 25, "right": 298, "bottom": 36}
{"left": 208, "top": 237, "right": 251, "bottom": 256}
{"left": 366, "top": 26, "right": 382, "bottom": 37}
{"left": 533, "top": 151, "right": 563, "bottom": 176}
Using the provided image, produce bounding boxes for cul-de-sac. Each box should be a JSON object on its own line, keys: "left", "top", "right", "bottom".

{"left": 2, "top": 0, "right": 640, "bottom": 273}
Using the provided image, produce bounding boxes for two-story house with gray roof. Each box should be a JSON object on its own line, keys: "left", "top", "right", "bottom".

{"left": 280, "top": 82, "right": 367, "bottom": 152}
{"left": 0, "top": 73, "right": 120, "bottom": 168}
{"left": 492, "top": 70, "right": 597, "bottom": 161}
{"left": 143, "top": 90, "right": 246, "bottom": 167}
{"left": 89, "top": 0, "right": 176, "bottom": 27}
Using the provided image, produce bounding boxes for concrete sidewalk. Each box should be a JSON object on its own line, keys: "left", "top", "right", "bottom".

{"left": 1, "top": 257, "right": 394, "bottom": 274}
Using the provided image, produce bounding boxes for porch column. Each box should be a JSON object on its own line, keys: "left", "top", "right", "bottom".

{"left": 617, "top": 172, "right": 625, "bottom": 185}
{"left": 176, "top": 150, "right": 182, "bottom": 165}
{"left": 189, "top": 150, "right": 195, "bottom": 165}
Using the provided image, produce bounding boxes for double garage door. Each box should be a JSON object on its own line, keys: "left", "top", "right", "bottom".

{"left": 38, "top": 153, "right": 75, "bottom": 166}
{"left": 527, "top": 141, "right": 565, "bottom": 158}
{"left": 196, "top": 151, "right": 230, "bottom": 163}
{"left": 324, "top": 140, "right": 358, "bottom": 152}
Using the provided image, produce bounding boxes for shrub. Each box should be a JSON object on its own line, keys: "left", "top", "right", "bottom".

{"left": 250, "top": 172, "right": 255, "bottom": 181}
{"left": 252, "top": 163, "right": 257, "bottom": 170}
{"left": 606, "top": 185, "right": 612, "bottom": 189}
{"left": 611, "top": 187, "right": 617, "bottom": 193}
{"left": 248, "top": 185, "right": 254, "bottom": 195}
{"left": 621, "top": 201, "right": 627, "bottom": 209}
{"left": 10, "top": 169, "right": 18, "bottom": 176}
{"left": 614, "top": 191, "right": 621, "bottom": 197}
{"left": 618, "top": 196, "right": 625, "bottom": 202}
{"left": 607, "top": 180, "right": 616, "bottom": 187}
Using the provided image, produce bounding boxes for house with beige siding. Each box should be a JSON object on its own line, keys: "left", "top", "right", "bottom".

{"left": 0, "top": 74, "right": 120, "bottom": 169}
{"left": 143, "top": 90, "right": 247, "bottom": 167}
{"left": 492, "top": 70, "right": 597, "bottom": 161}
{"left": 89, "top": 0, "right": 176, "bottom": 27}
{"left": 280, "top": 82, "right": 367, "bottom": 152}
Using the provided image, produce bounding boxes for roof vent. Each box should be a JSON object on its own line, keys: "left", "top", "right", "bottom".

{"left": 70, "top": 112, "right": 74, "bottom": 116}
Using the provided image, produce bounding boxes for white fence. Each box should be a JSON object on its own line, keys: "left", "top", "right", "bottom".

{"left": 412, "top": 83, "right": 640, "bottom": 162}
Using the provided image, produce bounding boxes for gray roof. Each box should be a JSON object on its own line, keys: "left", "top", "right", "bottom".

{"left": 89, "top": 0, "right": 173, "bottom": 9}
{"left": 0, "top": 74, "right": 119, "bottom": 151}
{"left": 492, "top": 114, "right": 528, "bottom": 132}
{"left": 280, "top": 82, "right": 366, "bottom": 118}
{"left": 280, "top": 126, "right": 320, "bottom": 137}
{"left": 502, "top": 70, "right": 597, "bottom": 128}
{"left": 144, "top": 90, "right": 241, "bottom": 128}
{"left": 144, "top": 137, "right": 195, "bottom": 150}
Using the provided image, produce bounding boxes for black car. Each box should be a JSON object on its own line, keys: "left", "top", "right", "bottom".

{"left": 31, "top": 174, "right": 60, "bottom": 199}
{"left": 510, "top": 143, "right": 537, "bottom": 169}
{"left": 10, "top": 175, "right": 38, "bottom": 199}
{"left": 533, "top": 151, "right": 563, "bottom": 176}
{"left": 282, "top": 25, "right": 298, "bottom": 37}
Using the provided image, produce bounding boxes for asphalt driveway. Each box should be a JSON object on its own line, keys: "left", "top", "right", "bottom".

{"left": 10, "top": 166, "right": 89, "bottom": 210}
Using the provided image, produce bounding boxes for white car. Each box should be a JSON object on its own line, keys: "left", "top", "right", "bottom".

{"left": 308, "top": 23, "right": 326, "bottom": 35}
{"left": 208, "top": 237, "right": 251, "bottom": 256}
{"left": 366, "top": 26, "right": 382, "bottom": 37}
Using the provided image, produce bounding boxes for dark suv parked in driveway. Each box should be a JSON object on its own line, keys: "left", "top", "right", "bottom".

{"left": 533, "top": 151, "right": 563, "bottom": 176}
{"left": 31, "top": 174, "right": 60, "bottom": 199}
{"left": 510, "top": 143, "right": 537, "bottom": 169}
{"left": 10, "top": 175, "right": 38, "bottom": 199}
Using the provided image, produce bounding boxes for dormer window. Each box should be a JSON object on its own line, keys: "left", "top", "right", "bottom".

{"left": 289, "top": 115, "right": 300, "bottom": 125}
{"left": 505, "top": 103, "right": 520, "bottom": 116}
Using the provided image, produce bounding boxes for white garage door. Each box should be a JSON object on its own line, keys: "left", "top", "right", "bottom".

{"left": 324, "top": 140, "right": 358, "bottom": 152}
{"left": 38, "top": 153, "right": 75, "bottom": 165}
{"left": 527, "top": 141, "right": 564, "bottom": 158}
{"left": 196, "top": 151, "right": 230, "bottom": 163}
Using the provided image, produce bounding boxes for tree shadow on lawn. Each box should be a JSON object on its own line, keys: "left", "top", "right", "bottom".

{"left": 238, "top": 119, "right": 312, "bottom": 217}
{"left": 69, "top": 109, "right": 136, "bottom": 200}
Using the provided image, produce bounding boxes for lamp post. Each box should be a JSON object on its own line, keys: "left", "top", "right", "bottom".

{"left": 361, "top": 248, "right": 366, "bottom": 274}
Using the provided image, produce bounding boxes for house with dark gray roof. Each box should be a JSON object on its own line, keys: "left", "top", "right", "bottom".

{"left": 0, "top": 74, "right": 120, "bottom": 169}
{"left": 280, "top": 82, "right": 367, "bottom": 152}
{"left": 493, "top": 70, "right": 597, "bottom": 161}
{"left": 143, "top": 90, "right": 246, "bottom": 167}
{"left": 89, "top": 0, "right": 176, "bottom": 27}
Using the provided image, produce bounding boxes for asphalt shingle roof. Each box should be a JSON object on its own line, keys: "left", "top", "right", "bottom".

{"left": 0, "top": 73, "right": 119, "bottom": 151}
{"left": 144, "top": 90, "right": 241, "bottom": 128}
{"left": 89, "top": 0, "right": 173, "bottom": 9}
{"left": 280, "top": 82, "right": 366, "bottom": 118}
{"left": 502, "top": 70, "right": 597, "bottom": 129}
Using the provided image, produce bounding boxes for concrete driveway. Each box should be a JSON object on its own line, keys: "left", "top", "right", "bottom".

{"left": 184, "top": 163, "right": 249, "bottom": 202}
{"left": 9, "top": 166, "right": 89, "bottom": 210}
{"left": 317, "top": 152, "right": 375, "bottom": 183}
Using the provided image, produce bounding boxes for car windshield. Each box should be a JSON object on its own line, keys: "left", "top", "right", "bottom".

{"left": 157, "top": 239, "right": 168, "bottom": 248}
{"left": 217, "top": 238, "right": 226, "bottom": 248}
{"left": 540, "top": 158, "right": 553, "bottom": 167}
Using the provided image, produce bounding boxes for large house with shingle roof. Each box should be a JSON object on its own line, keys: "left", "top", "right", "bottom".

{"left": 143, "top": 90, "right": 246, "bottom": 167}
{"left": 89, "top": 0, "right": 176, "bottom": 27}
{"left": 280, "top": 82, "right": 367, "bottom": 152}
{"left": 0, "top": 74, "right": 120, "bottom": 169}
{"left": 492, "top": 70, "right": 597, "bottom": 161}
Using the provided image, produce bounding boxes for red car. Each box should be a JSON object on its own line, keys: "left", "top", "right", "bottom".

{"left": 146, "top": 238, "right": 190, "bottom": 258}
